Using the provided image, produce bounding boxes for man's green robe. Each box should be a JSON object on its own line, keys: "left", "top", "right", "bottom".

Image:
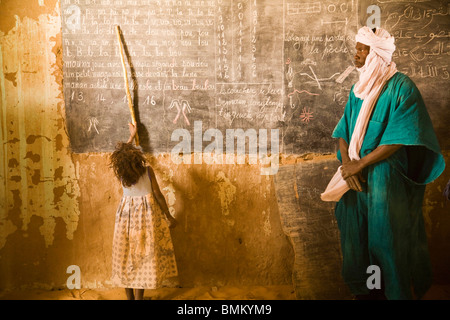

{"left": 332, "top": 72, "right": 445, "bottom": 300}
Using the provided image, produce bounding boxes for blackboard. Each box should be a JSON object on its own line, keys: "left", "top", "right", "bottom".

{"left": 273, "top": 162, "right": 352, "bottom": 299}
{"left": 61, "top": 0, "right": 450, "bottom": 154}
{"left": 361, "top": 0, "right": 450, "bottom": 150}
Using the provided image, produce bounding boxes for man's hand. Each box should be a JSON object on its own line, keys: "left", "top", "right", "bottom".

{"left": 341, "top": 160, "right": 365, "bottom": 192}
{"left": 341, "top": 160, "right": 364, "bottom": 180}
{"left": 344, "top": 174, "right": 365, "bottom": 192}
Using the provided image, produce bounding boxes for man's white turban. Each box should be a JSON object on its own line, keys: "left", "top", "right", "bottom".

{"left": 355, "top": 26, "right": 396, "bottom": 65}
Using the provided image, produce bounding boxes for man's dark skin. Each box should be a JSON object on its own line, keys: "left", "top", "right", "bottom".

{"left": 339, "top": 42, "right": 402, "bottom": 192}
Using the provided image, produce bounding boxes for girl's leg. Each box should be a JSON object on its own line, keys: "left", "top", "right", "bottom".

{"left": 135, "top": 289, "right": 144, "bottom": 300}
{"left": 125, "top": 288, "right": 135, "bottom": 300}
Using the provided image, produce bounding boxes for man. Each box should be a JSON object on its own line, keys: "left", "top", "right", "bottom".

{"left": 321, "top": 27, "right": 445, "bottom": 300}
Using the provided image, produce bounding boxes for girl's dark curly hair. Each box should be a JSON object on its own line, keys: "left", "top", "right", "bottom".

{"left": 109, "top": 142, "right": 147, "bottom": 187}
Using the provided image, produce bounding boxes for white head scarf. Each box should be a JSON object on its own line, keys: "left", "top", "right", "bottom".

{"left": 353, "top": 27, "right": 396, "bottom": 100}
{"left": 321, "top": 27, "right": 398, "bottom": 202}
{"left": 355, "top": 26, "right": 396, "bottom": 64}
{"left": 353, "top": 26, "right": 397, "bottom": 99}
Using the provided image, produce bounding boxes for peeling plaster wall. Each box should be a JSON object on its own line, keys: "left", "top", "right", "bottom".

{"left": 1, "top": 15, "right": 80, "bottom": 249}
{"left": 0, "top": 0, "right": 82, "bottom": 289}
{"left": 0, "top": 0, "right": 449, "bottom": 293}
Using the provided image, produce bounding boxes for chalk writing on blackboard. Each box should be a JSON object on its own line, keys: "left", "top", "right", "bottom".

{"left": 169, "top": 99, "right": 192, "bottom": 126}
{"left": 87, "top": 117, "right": 100, "bottom": 134}
{"left": 62, "top": 0, "right": 288, "bottom": 153}
{"left": 300, "top": 107, "right": 314, "bottom": 123}
{"left": 367, "top": 0, "right": 450, "bottom": 148}
{"left": 60, "top": 0, "right": 449, "bottom": 153}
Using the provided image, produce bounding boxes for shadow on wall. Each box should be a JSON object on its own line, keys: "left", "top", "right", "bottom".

{"left": 149, "top": 161, "right": 295, "bottom": 288}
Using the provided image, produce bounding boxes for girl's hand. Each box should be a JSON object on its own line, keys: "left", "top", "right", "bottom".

{"left": 127, "top": 123, "right": 137, "bottom": 144}
{"left": 167, "top": 215, "right": 177, "bottom": 229}
{"left": 128, "top": 122, "right": 137, "bottom": 138}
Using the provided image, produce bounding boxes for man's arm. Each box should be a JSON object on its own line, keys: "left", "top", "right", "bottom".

{"left": 339, "top": 138, "right": 351, "bottom": 164}
{"left": 341, "top": 143, "right": 402, "bottom": 180}
{"left": 338, "top": 138, "right": 364, "bottom": 192}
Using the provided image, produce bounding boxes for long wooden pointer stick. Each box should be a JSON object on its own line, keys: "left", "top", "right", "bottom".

{"left": 115, "top": 25, "right": 139, "bottom": 146}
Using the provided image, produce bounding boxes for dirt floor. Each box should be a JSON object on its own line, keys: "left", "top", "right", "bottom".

{"left": 1, "top": 284, "right": 449, "bottom": 300}
{"left": 0, "top": 285, "right": 296, "bottom": 300}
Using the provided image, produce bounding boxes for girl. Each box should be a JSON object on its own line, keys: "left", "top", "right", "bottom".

{"left": 109, "top": 123, "right": 178, "bottom": 300}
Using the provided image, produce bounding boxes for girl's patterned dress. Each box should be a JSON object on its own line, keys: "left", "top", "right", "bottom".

{"left": 111, "top": 168, "right": 178, "bottom": 288}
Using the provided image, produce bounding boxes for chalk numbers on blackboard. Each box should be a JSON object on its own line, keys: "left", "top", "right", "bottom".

{"left": 216, "top": 0, "right": 259, "bottom": 82}
{"left": 71, "top": 91, "right": 158, "bottom": 108}
{"left": 120, "top": 94, "right": 156, "bottom": 106}
{"left": 143, "top": 95, "right": 157, "bottom": 106}
{"left": 216, "top": 2, "right": 230, "bottom": 80}
{"left": 251, "top": 0, "right": 258, "bottom": 79}
{"left": 96, "top": 93, "right": 106, "bottom": 102}
{"left": 71, "top": 91, "right": 85, "bottom": 102}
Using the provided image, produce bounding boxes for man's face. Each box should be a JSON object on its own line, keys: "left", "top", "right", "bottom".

{"left": 354, "top": 42, "right": 370, "bottom": 68}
